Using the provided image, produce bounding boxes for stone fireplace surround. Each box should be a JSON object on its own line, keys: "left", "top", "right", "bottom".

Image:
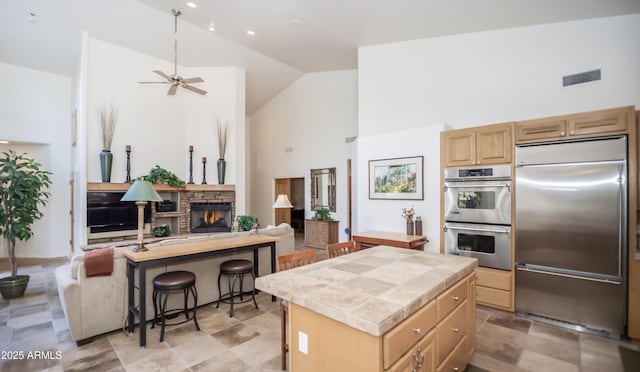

{"left": 86, "top": 183, "right": 235, "bottom": 244}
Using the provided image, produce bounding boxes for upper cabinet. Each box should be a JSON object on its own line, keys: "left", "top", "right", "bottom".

{"left": 442, "top": 123, "right": 514, "bottom": 167}
{"left": 516, "top": 106, "right": 633, "bottom": 144}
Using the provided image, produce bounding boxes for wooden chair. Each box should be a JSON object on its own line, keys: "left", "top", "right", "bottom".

{"left": 326, "top": 240, "right": 360, "bottom": 258}
{"left": 276, "top": 249, "right": 317, "bottom": 370}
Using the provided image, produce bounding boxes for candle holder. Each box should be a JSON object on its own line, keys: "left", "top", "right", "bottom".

{"left": 202, "top": 157, "right": 207, "bottom": 184}
{"left": 125, "top": 145, "right": 131, "bottom": 183}
{"left": 188, "top": 146, "right": 194, "bottom": 184}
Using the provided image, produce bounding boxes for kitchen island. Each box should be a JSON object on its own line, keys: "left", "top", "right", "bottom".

{"left": 255, "top": 246, "right": 477, "bottom": 371}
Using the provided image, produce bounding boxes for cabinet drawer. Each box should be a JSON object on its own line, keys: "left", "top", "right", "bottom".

{"left": 437, "top": 335, "right": 467, "bottom": 372}
{"left": 437, "top": 277, "right": 468, "bottom": 321}
{"left": 516, "top": 119, "right": 567, "bottom": 143}
{"left": 387, "top": 329, "right": 436, "bottom": 372}
{"left": 476, "top": 286, "right": 511, "bottom": 309}
{"left": 569, "top": 110, "right": 628, "bottom": 136}
{"left": 476, "top": 267, "right": 511, "bottom": 291}
{"left": 437, "top": 300, "right": 468, "bottom": 365}
{"left": 384, "top": 301, "right": 437, "bottom": 369}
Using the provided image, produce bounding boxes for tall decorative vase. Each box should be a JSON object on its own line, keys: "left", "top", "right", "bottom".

{"left": 217, "top": 159, "right": 226, "bottom": 184}
{"left": 406, "top": 221, "right": 415, "bottom": 235}
{"left": 100, "top": 150, "right": 113, "bottom": 182}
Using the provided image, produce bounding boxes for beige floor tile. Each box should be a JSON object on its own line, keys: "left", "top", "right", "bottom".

{"left": 474, "top": 321, "right": 527, "bottom": 365}
{"left": 517, "top": 350, "right": 579, "bottom": 372}
{"left": 191, "top": 350, "right": 256, "bottom": 372}
{"left": 124, "top": 349, "right": 189, "bottom": 372}
{"left": 230, "top": 329, "right": 281, "bottom": 368}
{"left": 195, "top": 307, "right": 242, "bottom": 334}
{"left": 469, "top": 352, "right": 518, "bottom": 372}
{"left": 212, "top": 323, "right": 261, "bottom": 347}
{"left": 171, "top": 335, "right": 228, "bottom": 367}
{"left": 524, "top": 331, "right": 580, "bottom": 365}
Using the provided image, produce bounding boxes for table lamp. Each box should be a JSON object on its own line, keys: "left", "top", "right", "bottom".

{"left": 272, "top": 194, "right": 293, "bottom": 224}
{"left": 121, "top": 179, "right": 163, "bottom": 252}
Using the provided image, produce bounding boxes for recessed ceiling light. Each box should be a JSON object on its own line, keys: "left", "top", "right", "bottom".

{"left": 208, "top": 23, "right": 216, "bottom": 32}
{"left": 246, "top": 30, "right": 256, "bottom": 36}
{"left": 28, "top": 11, "right": 36, "bottom": 22}
{"left": 186, "top": 2, "right": 197, "bottom": 8}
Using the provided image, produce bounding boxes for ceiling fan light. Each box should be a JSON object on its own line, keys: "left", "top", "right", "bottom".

{"left": 186, "top": 2, "right": 197, "bottom": 8}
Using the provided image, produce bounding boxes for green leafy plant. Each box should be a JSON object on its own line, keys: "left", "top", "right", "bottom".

{"left": 313, "top": 208, "right": 332, "bottom": 221}
{"left": 141, "top": 165, "right": 185, "bottom": 187}
{"left": 0, "top": 150, "right": 52, "bottom": 278}
{"left": 235, "top": 215, "right": 258, "bottom": 232}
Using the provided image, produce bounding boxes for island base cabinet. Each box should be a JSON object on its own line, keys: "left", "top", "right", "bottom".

{"left": 289, "top": 273, "right": 475, "bottom": 372}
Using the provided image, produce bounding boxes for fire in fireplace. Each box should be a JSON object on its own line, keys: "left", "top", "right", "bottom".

{"left": 190, "top": 202, "right": 232, "bottom": 233}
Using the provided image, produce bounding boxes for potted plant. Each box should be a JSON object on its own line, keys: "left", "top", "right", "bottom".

{"left": 0, "top": 150, "right": 52, "bottom": 299}
{"left": 99, "top": 105, "right": 117, "bottom": 182}
{"left": 313, "top": 208, "right": 332, "bottom": 221}
{"left": 216, "top": 117, "right": 229, "bottom": 184}
{"left": 235, "top": 215, "right": 258, "bottom": 232}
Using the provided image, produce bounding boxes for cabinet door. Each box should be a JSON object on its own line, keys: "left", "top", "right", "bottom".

{"left": 443, "top": 130, "right": 476, "bottom": 167}
{"left": 475, "top": 124, "right": 513, "bottom": 165}
{"left": 568, "top": 108, "right": 628, "bottom": 137}
{"left": 516, "top": 118, "right": 567, "bottom": 143}
{"left": 388, "top": 330, "right": 436, "bottom": 372}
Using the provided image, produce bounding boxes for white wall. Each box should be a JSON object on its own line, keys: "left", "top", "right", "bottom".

{"left": 357, "top": 14, "right": 640, "bottom": 250}
{"left": 86, "top": 38, "right": 245, "bottom": 188}
{"left": 0, "top": 62, "right": 72, "bottom": 259}
{"left": 355, "top": 124, "right": 446, "bottom": 253}
{"left": 249, "top": 70, "right": 358, "bottom": 241}
{"left": 359, "top": 14, "right": 640, "bottom": 137}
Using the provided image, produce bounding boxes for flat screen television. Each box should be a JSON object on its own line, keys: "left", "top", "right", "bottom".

{"left": 87, "top": 192, "right": 151, "bottom": 233}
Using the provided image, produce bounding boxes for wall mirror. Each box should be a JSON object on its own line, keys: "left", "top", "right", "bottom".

{"left": 311, "top": 167, "right": 336, "bottom": 212}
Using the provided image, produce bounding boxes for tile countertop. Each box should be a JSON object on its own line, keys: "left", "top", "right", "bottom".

{"left": 255, "top": 245, "right": 477, "bottom": 337}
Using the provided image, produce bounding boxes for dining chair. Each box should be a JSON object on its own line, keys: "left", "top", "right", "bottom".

{"left": 326, "top": 240, "right": 360, "bottom": 258}
{"left": 276, "top": 249, "right": 317, "bottom": 370}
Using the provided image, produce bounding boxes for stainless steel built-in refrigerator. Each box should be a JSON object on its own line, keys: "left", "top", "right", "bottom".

{"left": 515, "top": 136, "right": 627, "bottom": 336}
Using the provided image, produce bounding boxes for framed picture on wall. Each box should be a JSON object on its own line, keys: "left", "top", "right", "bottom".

{"left": 369, "top": 156, "right": 424, "bottom": 200}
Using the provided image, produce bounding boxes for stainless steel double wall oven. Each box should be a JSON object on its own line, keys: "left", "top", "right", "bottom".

{"left": 443, "top": 165, "right": 512, "bottom": 270}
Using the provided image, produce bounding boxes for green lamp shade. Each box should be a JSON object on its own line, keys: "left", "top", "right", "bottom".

{"left": 120, "top": 180, "right": 163, "bottom": 202}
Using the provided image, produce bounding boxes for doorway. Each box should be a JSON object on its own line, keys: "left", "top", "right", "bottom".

{"left": 274, "top": 177, "right": 305, "bottom": 229}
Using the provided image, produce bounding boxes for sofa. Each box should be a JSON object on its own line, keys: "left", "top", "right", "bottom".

{"left": 55, "top": 224, "right": 295, "bottom": 344}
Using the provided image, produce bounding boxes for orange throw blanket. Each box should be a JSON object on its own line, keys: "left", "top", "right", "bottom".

{"left": 84, "top": 247, "right": 114, "bottom": 277}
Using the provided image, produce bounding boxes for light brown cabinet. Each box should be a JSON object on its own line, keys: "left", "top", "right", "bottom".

{"left": 516, "top": 106, "right": 633, "bottom": 144}
{"left": 442, "top": 123, "right": 513, "bottom": 167}
{"left": 304, "top": 219, "right": 339, "bottom": 248}
{"left": 289, "top": 273, "right": 475, "bottom": 372}
{"left": 475, "top": 267, "right": 513, "bottom": 311}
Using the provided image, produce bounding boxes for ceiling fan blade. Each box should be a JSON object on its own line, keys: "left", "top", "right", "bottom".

{"left": 182, "top": 84, "right": 208, "bottom": 95}
{"left": 182, "top": 77, "right": 204, "bottom": 84}
{"left": 138, "top": 81, "right": 169, "bottom": 84}
{"left": 153, "top": 70, "right": 171, "bottom": 81}
{"left": 167, "top": 85, "right": 178, "bottom": 95}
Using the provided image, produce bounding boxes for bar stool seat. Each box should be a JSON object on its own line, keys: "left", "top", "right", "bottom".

{"left": 152, "top": 270, "right": 200, "bottom": 342}
{"left": 216, "top": 259, "right": 258, "bottom": 317}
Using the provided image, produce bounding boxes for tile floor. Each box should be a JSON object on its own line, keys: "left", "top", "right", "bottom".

{"left": 0, "top": 237, "right": 638, "bottom": 371}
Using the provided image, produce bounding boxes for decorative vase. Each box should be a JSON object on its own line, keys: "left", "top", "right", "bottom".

{"left": 415, "top": 217, "right": 423, "bottom": 236}
{"left": 100, "top": 150, "right": 113, "bottom": 182}
{"left": 217, "top": 159, "right": 226, "bottom": 184}
{"left": 406, "top": 221, "right": 415, "bottom": 235}
{"left": 0, "top": 275, "right": 30, "bottom": 299}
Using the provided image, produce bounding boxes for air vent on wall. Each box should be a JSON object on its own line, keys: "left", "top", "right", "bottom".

{"left": 562, "top": 69, "right": 601, "bottom": 87}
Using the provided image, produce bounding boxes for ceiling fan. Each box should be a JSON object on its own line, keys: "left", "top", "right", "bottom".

{"left": 139, "top": 9, "right": 207, "bottom": 95}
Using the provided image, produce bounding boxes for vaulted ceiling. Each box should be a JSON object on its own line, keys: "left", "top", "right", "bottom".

{"left": 2, "top": 0, "right": 638, "bottom": 114}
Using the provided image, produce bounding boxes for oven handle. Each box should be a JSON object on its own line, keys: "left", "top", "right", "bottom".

{"left": 443, "top": 224, "right": 511, "bottom": 237}
{"left": 443, "top": 183, "right": 510, "bottom": 192}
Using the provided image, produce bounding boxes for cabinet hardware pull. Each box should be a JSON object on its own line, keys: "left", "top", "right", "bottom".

{"left": 452, "top": 327, "right": 459, "bottom": 333}
{"left": 570, "top": 130, "right": 575, "bottom": 135}
{"left": 413, "top": 327, "right": 421, "bottom": 334}
{"left": 452, "top": 296, "right": 460, "bottom": 301}
{"left": 453, "top": 368, "right": 460, "bottom": 371}
{"left": 560, "top": 131, "right": 566, "bottom": 136}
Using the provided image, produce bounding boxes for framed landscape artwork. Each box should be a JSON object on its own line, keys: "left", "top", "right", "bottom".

{"left": 369, "top": 156, "right": 424, "bottom": 200}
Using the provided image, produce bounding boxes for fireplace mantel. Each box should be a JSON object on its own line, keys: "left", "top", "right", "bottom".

{"left": 87, "top": 182, "right": 235, "bottom": 192}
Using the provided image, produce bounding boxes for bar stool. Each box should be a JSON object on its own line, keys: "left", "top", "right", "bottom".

{"left": 216, "top": 259, "right": 258, "bottom": 317}
{"left": 151, "top": 270, "right": 200, "bottom": 342}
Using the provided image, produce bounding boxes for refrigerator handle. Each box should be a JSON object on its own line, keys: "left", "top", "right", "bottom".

{"left": 617, "top": 164, "right": 625, "bottom": 277}
{"left": 516, "top": 264, "right": 623, "bottom": 284}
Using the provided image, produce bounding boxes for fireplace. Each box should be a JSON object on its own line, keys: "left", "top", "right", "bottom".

{"left": 190, "top": 202, "right": 232, "bottom": 233}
